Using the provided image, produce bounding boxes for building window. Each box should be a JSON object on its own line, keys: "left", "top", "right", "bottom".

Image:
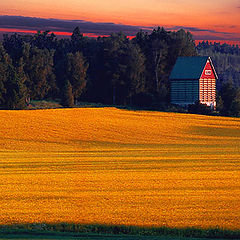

{"left": 205, "top": 70, "right": 212, "bottom": 75}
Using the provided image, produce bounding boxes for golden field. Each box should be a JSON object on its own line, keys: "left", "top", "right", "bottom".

{"left": 0, "top": 107, "right": 240, "bottom": 229}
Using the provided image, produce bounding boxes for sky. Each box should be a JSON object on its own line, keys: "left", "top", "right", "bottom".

{"left": 1, "top": 0, "right": 240, "bottom": 43}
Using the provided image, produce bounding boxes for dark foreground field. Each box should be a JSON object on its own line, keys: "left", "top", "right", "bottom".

{"left": 0, "top": 224, "right": 239, "bottom": 240}
{"left": 0, "top": 235, "right": 228, "bottom": 240}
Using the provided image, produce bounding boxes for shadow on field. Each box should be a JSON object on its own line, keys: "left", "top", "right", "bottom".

{"left": 0, "top": 223, "right": 239, "bottom": 240}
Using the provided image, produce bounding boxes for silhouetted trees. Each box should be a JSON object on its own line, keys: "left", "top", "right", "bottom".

{"left": 22, "top": 44, "right": 56, "bottom": 99}
{"left": 1, "top": 27, "right": 240, "bottom": 117}
{"left": 133, "top": 27, "right": 197, "bottom": 103}
{"left": 90, "top": 33, "right": 147, "bottom": 105}
{"left": 65, "top": 51, "right": 88, "bottom": 103}
{"left": 219, "top": 81, "right": 240, "bottom": 117}
{"left": 0, "top": 43, "right": 27, "bottom": 109}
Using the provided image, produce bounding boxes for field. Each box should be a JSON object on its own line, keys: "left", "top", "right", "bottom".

{"left": 0, "top": 107, "right": 240, "bottom": 231}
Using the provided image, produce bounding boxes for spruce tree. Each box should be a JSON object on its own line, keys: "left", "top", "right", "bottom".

{"left": 4, "top": 64, "right": 27, "bottom": 110}
{"left": 0, "top": 44, "right": 11, "bottom": 108}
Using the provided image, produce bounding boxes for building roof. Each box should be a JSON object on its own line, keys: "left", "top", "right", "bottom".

{"left": 169, "top": 56, "right": 217, "bottom": 80}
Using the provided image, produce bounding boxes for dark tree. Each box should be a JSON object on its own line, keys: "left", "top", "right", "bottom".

{"left": 3, "top": 33, "right": 30, "bottom": 64}
{"left": 54, "top": 38, "right": 71, "bottom": 96}
{"left": 93, "top": 33, "right": 130, "bottom": 104}
{"left": 220, "top": 81, "right": 240, "bottom": 116}
{"left": 61, "top": 80, "right": 74, "bottom": 107}
{"left": 0, "top": 44, "right": 9, "bottom": 107}
{"left": 4, "top": 65, "right": 27, "bottom": 109}
{"left": 0, "top": 43, "right": 27, "bottom": 109}
{"left": 22, "top": 44, "right": 56, "bottom": 99}
{"left": 66, "top": 51, "right": 88, "bottom": 102}
{"left": 71, "top": 27, "right": 85, "bottom": 53}
{"left": 149, "top": 28, "right": 169, "bottom": 92}
{"left": 121, "top": 42, "right": 146, "bottom": 104}
{"left": 32, "top": 31, "right": 57, "bottom": 50}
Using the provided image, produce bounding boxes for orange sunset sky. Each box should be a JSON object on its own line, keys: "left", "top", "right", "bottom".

{"left": 1, "top": 0, "right": 240, "bottom": 43}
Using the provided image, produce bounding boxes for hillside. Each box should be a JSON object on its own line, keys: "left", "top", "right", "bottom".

{"left": 0, "top": 108, "right": 240, "bottom": 230}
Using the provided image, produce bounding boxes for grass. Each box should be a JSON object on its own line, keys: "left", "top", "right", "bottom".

{"left": 27, "top": 100, "right": 63, "bottom": 109}
{"left": 27, "top": 100, "right": 122, "bottom": 110}
{"left": 0, "top": 107, "right": 239, "bottom": 235}
{"left": 0, "top": 223, "right": 239, "bottom": 239}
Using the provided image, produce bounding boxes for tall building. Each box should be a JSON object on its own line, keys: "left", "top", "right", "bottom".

{"left": 170, "top": 56, "right": 218, "bottom": 109}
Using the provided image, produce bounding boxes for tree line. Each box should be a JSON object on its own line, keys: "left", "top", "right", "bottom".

{"left": 0, "top": 27, "right": 196, "bottom": 109}
{"left": 0, "top": 27, "right": 240, "bottom": 116}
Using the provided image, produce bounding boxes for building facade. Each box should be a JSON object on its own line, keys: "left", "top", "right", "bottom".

{"left": 170, "top": 56, "right": 218, "bottom": 109}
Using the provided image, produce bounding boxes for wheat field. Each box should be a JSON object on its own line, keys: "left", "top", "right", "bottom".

{"left": 0, "top": 108, "right": 239, "bottom": 230}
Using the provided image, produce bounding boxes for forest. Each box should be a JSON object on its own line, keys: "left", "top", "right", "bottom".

{"left": 0, "top": 27, "right": 240, "bottom": 116}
